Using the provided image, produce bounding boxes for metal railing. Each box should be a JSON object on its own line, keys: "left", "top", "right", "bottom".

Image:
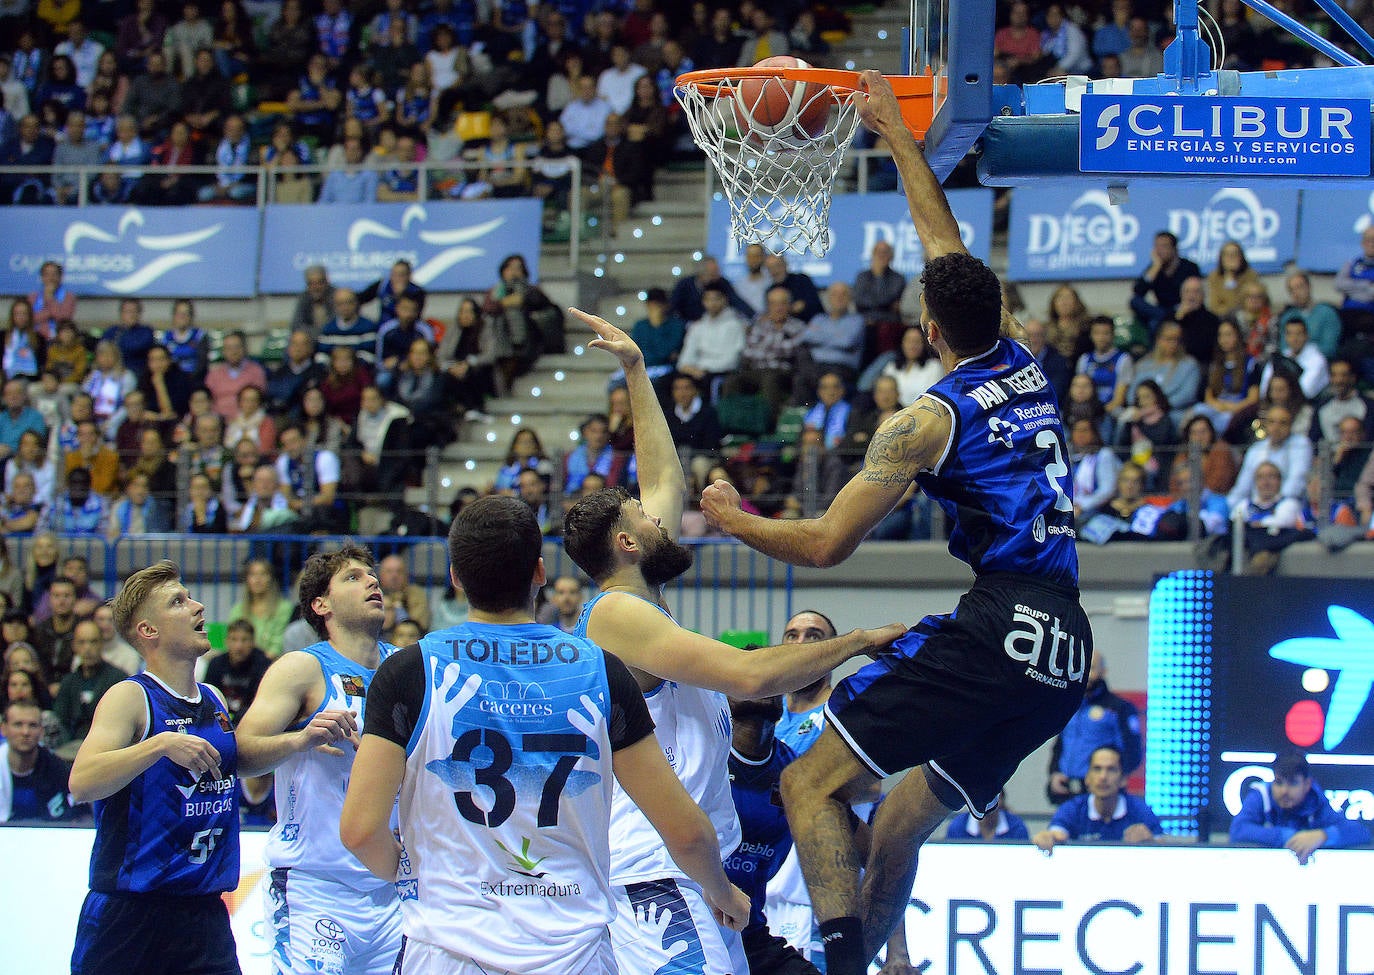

{"left": 0, "top": 156, "right": 586, "bottom": 267}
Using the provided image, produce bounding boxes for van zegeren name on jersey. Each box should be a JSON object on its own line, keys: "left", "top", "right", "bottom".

{"left": 451, "top": 638, "right": 583, "bottom": 666}
{"left": 967, "top": 362, "right": 1050, "bottom": 411}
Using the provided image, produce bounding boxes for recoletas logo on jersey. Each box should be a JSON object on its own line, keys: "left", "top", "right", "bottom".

{"left": 987, "top": 416, "right": 1020, "bottom": 449}
{"left": 339, "top": 675, "right": 366, "bottom": 697}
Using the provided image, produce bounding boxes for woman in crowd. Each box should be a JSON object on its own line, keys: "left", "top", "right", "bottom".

{"left": 1180, "top": 413, "right": 1240, "bottom": 495}
{"left": 1, "top": 664, "right": 63, "bottom": 748}
{"left": 483, "top": 253, "right": 563, "bottom": 382}
{"left": 29, "top": 262, "right": 76, "bottom": 340}
{"left": 223, "top": 385, "right": 277, "bottom": 456}
{"left": 4, "top": 298, "right": 48, "bottom": 382}
{"left": 1237, "top": 281, "right": 1275, "bottom": 358}
{"left": 88, "top": 50, "right": 130, "bottom": 109}
{"left": 220, "top": 436, "right": 261, "bottom": 517}
{"left": 1044, "top": 285, "right": 1091, "bottom": 360}
{"left": 466, "top": 113, "right": 528, "bottom": 198}
{"left": 0, "top": 537, "right": 23, "bottom": 615}
{"left": 493, "top": 428, "right": 550, "bottom": 493}
{"left": 212, "top": 0, "right": 257, "bottom": 78}
{"left": 1115, "top": 379, "right": 1179, "bottom": 492}
{"left": 387, "top": 338, "right": 454, "bottom": 450}
{"left": 1130, "top": 320, "right": 1201, "bottom": 425}
{"left": 1192, "top": 318, "right": 1260, "bottom": 437}
{"left": 23, "top": 532, "right": 60, "bottom": 609}
{"left": 441, "top": 295, "right": 504, "bottom": 414}
{"left": 319, "top": 345, "right": 372, "bottom": 426}
{"left": 881, "top": 325, "right": 945, "bottom": 406}
{"left": 228, "top": 558, "right": 293, "bottom": 658}
{"left": 1063, "top": 372, "right": 1107, "bottom": 431}
{"left": 606, "top": 385, "right": 635, "bottom": 453}
{"left": 1206, "top": 240, "right": 1262, "bottom": 320}
{"left": 1070, "top": 417, "right": 1121, "bottom": 520}
{"left": 394, "top": 60, "right": 434, "bottom": 137}
{"left": 82, "top": 340, "right": 138, "bottom": 436}
{"left": 37, "top": 55, "right": 85, "bottom": 113}
{"left": 6, "top": 429, "right": 56, "bottom": 508}
{"left": 297, "top": 383, "right": 351, "bottom": 455}
{"left": 125, "top": 426, "right": 177, "bottom": 500}
{"left": 183, "top": 471, "right": 227, "bottom": 533}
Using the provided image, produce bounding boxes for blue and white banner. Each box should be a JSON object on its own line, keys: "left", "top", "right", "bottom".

{"left": 0, "top": 206, "right": 258, "bottom": 297}
{"left": 709, "top": 190, "right": 994, "bottom": 286}
{"left": 1080, "top": 94, "right": 1371, "bottom": 177}
{"left": 1009, "top": 181, "right": 1300, "bottom": 280}
{"left": 259, "top": 200, "right": 541, "bottom": 293}
{"left": 1297, "top": 187, "right": 1374, "bottom": 272}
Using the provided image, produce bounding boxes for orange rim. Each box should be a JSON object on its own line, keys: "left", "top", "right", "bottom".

{"left": 675, "top": 68, "right": 939, "bottom": 137}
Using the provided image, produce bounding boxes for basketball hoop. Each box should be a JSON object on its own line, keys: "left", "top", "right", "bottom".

{"left": 675, "top": 67, "right": 937, "bottom": 256}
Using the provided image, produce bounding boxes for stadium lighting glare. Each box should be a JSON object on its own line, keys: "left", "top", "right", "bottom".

{"left": 554, "top": 371, "right": 566, "bottom": 381}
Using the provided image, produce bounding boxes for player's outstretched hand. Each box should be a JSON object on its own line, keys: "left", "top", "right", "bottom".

{"left": 707, "top": 882, "right": 752, "bottom": 931}
{"left": 858, "top": 622, "right": 909, "bottom": 658}
{"left": 158, "top": 732, "right": 222, "bottom": 781}
{"left": 570, "top": 307, "right": 643, "bottom": 370}
{"left": 854, "top": 69, "right": 905, "bottom": 136}
{"left": 700, "top": 478, "right": 743, "bottom": 531}
{"left": 300, "top": 708, "right": 360, "bottom": 757}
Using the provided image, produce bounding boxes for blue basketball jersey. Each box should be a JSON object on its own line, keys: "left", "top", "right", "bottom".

{"left": 88, "top": 674, "right": 240, "bottom": 896}
{"left": 724, "top": 741, "right": 796, "bottom": 935}
{"left": 917, "top": 337, "right": 1080, "bottom": 588}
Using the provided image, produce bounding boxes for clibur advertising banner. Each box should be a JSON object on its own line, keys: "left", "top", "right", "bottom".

{"left": 1296, "top": 186, "right": 1374, "bottom": 272}
{"left": 1080, "top": 94, "right": 1372, "bottom": 177}
{"left": 0, "top": 207, "right": 259, "bottom": 297}
{"left": 2, "top": 830, "right": 1370, "bottom": 975}
{"left": 1009, "top": 181, "right": 1300, "bottom": 280}
{"left": 1148, "top": 572, "right": 1374, "bottom": 835}
{"left": 709, "top": 190, "right": 994, "bottom": 288}
{"left": 259, "top": 199, "right": 542, "bottom": 293}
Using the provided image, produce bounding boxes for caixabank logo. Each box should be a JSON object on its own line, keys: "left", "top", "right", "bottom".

{"left": 1207, "top": 579, "right": 1374, "bottom": 822}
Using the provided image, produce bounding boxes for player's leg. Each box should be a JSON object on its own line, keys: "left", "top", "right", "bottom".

{"left": 347, "top": 882, "right": 405, "bottom": 975}
{"left": 264, "top": 869, "right": 351, "bottom": 975}
{"left": 857, "top": 765, "right": 956, "bottom": 960}
{"left": 777, "top": 727, "right": 879, "bottom": 975}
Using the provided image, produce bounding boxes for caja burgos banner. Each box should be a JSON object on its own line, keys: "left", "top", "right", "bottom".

{"left": 0, "top": 207, "right": 259, "bottom": 297}
{"left": 1008, "top": 181, "right": 1299, "bottom": 281}
{"left": 709, "top": 190, "right": 994, "bottom": 288}
{"left": 259, "top": 199, "right": 542, "bottom": 293}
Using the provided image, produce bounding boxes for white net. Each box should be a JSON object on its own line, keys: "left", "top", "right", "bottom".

{"left": 676, "top": 73, "right": 861, "bottom": 257}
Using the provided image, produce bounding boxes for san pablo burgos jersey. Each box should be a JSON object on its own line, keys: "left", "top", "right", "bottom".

{"left": 917, "top": 337, "right": 1080, "bottom": 589}
{"left": 576, "top": 591, "right": 742, "bottom": 884}
{"left": 88, "top": 674, "right": 239, "bottom": 895}
{"left": 369, "top": 623, "right": 645, "bottom": 974}
{"left": 263, "top": 639, "right": 398, "bottom": 890}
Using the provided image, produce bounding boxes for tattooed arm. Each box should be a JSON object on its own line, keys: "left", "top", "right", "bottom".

{"left": 700, "top": 399, "right": 952, "bottom": 567}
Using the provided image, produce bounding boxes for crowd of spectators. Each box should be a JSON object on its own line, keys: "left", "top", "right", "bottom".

{"left": 0, "top": 0, "right": 855, "bottom": 228}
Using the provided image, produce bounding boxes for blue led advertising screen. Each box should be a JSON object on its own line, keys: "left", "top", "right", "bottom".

{"left": 1148, "top": 572, "right": 1374, "bottom": 834}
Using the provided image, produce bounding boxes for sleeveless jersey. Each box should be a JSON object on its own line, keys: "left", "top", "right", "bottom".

{"left": 575, "top": 592, "right": 741, "bottom": 884}
{"left": 399, "top": 623, "right": 617, "bottom": 972}
{"left": 1083, "top": 348, "right": 1130, "bottom": 404}
{"left": 725, "top": 742, "right": 796, "bottom": 934}
{"left": 917, "top": 337, "right": 1080, "bottom": 588}
{"left": 776, "top": 702, "right": 825, "bottom": 756}
{"left": 264, "top": 640, "right": 398, "bottom": 890}
{"left": 89, "top": 674, "right": 239, "bottom": 895}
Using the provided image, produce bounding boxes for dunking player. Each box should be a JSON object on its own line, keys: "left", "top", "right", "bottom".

{"left": 562, "top": 311, "right": 904, "bottom": 975}
{"left": 339, "top": 496, "right": 749, "bottom": 974}
{"left": 236, "top": 543, "right": 401, "bottom": 975}
{"left": 69, "top": 562, "right": 241, "bottom": 975}
{"left": 701, "top": 70, "right": 1094, "bottom": 975}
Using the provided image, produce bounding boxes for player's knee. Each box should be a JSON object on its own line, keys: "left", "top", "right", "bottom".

{"left": 779, "top": 756, "right": 826, "bottom": 810}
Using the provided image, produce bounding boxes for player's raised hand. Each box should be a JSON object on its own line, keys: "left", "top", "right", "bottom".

{"left": 300, "top": 708, "right": 359, "bottom": 757}
{"left": 700, "top": 478, "right": 743, "bottom": 530}
{"left": 706, "top": 883, "right": 752, "bottom": 932}
{"left": 159, "top": 732, "right": 223, "bottom": 781}
{"left": 854, "top": 69, "right": 904, "bottom": 136}
{"left": 570, "top": 307, "right": 643, "bottom": 370}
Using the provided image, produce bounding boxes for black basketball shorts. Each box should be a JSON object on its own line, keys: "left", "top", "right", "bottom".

{"left": 826, "top": 572, "right": 1093, "bottom": 818}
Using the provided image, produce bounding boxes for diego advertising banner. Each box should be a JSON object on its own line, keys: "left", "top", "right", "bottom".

{"left": 0, "top": 207, "right": 259, "bottom": 297}
{"left": 1008, "top": 181, "right": 1299, "bottom": 281}
{"left": 709, "top": 190, "right": 994, "bottom": 288}
{"left": 259, "top": 199, "right": 542, "bottom": 294}
{"left": 3, "top": 830, "right": 1370, "bottom": 975}
{"left": 1297, "top": 186, "right": 1374, "bottom": 272}
{"left": 1148, "top": 572, "right": 1374, "bottom": 835}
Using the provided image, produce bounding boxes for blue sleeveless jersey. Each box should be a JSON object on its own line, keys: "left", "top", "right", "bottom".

{"left": 89, "top": 674, "right": 240, "bottom": 895}
{"left": 725, "top": 742, "right": 796, "bottom": 935}
{"left": 917, "top": 338, "right": 1079, "bottom": 588}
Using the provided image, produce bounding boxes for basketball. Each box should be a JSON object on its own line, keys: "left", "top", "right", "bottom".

{"left": 733, "top": 56, "right": 837, "bottom": 144}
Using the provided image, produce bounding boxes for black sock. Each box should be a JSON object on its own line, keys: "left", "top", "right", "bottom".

{"left": 818, "top": 916, "right": 866, "bottom": 975}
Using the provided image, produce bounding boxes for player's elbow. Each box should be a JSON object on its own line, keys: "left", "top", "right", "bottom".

{"left": 337, "top": 810, "right": 372, "bottom": 858}
{"left": 659, "top": 808, "right": 717, "bottom": 864}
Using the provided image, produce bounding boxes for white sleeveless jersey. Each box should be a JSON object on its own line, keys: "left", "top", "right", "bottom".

{"left": 263, "top": 640, "right": 398, "bottom": 890}
{"left": 399, "top": 624, "right": 618, "bottom": 973}
{"left": 577, "top": 593, "right": 741, "bottom": 884}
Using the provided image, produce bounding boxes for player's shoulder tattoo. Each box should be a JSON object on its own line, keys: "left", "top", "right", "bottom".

{"left": 860, "top": 400, "right": 946, "bottom": 487}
